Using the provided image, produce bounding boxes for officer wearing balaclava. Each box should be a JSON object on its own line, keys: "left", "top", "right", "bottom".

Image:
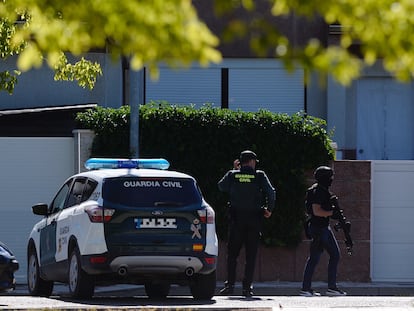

{"left": 300, "top": 166, "right": 347, "bottom": 297}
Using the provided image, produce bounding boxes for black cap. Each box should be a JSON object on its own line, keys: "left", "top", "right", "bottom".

{"left": 240, "top": 150, "right": 259, "bottom": 163}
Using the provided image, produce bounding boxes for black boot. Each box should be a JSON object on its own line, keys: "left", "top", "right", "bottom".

{"left": 242, "top": 285, "right": 254, "bottom": 298}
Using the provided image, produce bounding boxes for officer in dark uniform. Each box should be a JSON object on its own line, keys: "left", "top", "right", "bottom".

{"left": 300, "top": 166, "right": 347, "bottom": 297}
{"left": 218, "top": 150, "right": 276, "bottom": 297}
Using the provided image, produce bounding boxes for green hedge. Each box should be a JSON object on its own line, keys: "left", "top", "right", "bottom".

{"left": 76, "top": 102, "right": 334, "bottom": 247}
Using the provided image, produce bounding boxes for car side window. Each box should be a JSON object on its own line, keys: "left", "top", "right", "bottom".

{"left": 66, "top": 178, "right": 87, "bottom": 208}
{"left": 50, "top": 179, "right": 72, "bottom": 214}
{"left": 82, "top": 179, "right": 97, "bottom": 202}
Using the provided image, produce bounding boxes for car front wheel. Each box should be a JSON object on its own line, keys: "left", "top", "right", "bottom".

{"left": 68, "top": 247, "right": 95, "bottom": 298}
{"left": 27, "top": 248, "right": 53, "bottom": 297}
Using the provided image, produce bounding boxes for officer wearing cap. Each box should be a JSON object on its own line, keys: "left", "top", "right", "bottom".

{"left": 218, "top": 150, "right": 276, "bottom": 297}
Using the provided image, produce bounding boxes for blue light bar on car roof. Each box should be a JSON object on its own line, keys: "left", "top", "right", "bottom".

{"left": 84, "top": 158, "right": 170, "bottom": 170}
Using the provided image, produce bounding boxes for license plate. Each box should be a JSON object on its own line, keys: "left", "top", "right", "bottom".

{"left": 134, "top": 218, "right": 177, "bottom": 229}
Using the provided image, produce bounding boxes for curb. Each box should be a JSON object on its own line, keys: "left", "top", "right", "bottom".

{"left": 7, "top": 282, "right": 414, "bottom": 297}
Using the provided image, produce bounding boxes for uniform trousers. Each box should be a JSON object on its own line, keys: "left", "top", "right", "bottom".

{"left": 225, "top": 217, "right": 261, "bottom": 289}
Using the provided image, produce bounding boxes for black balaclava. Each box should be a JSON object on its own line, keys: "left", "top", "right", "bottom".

{"left": 318, "top": 174, "right": 333, "bottom": 188}
{"left": 314, "top": 166, "right": 334, "bottom": 188}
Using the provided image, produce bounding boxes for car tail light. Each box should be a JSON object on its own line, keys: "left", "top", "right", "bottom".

{"left": 85, "top": 206, "right": 115, "bottom": 223}
{"left": 204, "top": 257, "right": 216, "bottom": 265}
{"left": 197, "top": 206, "right": 215, "bottom": 224}
{"left": 90, "top": 256, "right": 107, "bottom": 264}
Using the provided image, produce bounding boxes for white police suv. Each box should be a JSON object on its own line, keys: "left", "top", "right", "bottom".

{"left": 27, "top": 158, "right": 218, "bottom": 300}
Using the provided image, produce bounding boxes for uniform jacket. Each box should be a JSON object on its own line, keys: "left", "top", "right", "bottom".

{"left": 218, "top": 165, "right": 276, "bottom": 218}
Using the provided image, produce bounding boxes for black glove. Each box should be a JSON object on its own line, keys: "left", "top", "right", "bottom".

{"left": 331, "top": 208, "right": 343, "bottom": 220}
{"left": 330, "top": 195, "right": 339, "bottom": 206}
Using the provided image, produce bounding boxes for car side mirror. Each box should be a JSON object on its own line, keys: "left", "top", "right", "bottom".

{"left": 32, "top": 203, "right": 49, "bottom": 216}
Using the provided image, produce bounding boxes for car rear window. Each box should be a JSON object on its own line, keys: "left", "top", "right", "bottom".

{"left": 102, "top": 177, "right": 202, "bottom": 207}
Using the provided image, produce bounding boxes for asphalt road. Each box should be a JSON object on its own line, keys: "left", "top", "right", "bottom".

{"left": 3, "top": 282, "right": 414, "bottom": 310}
{"left": 0, "top": 294, "right": 414, "bottom": 310}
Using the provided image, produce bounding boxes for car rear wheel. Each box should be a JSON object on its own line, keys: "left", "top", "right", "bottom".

{"left": 68, "top": 247, "right": 95, "bottom": 298}
{"left": 27, "top": 248, "right": 53, "bottom": 297}
{"left": 190, "top": 270, "right": 216, "bottom": 300}
{"left": 144, "top": 282, "right": 171, "bottom": 299}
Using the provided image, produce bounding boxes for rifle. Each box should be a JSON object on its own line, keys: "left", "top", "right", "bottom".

{"left": 330, "top": 195, "right": 353, "bottom": 256}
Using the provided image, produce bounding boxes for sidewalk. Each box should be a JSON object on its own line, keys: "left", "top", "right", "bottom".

{"left": 9, "top": 281, "right": 414, "bottom": 297}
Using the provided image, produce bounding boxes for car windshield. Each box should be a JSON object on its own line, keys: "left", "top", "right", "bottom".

{"left": 102, "top": 177, "right": 202, "bottom": 207}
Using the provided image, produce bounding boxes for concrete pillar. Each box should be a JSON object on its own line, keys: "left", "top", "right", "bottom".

{"left": 73, "top": 129, "right": 95, "bottom": 173}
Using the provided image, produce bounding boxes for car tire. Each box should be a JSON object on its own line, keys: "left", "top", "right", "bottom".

{"left": 144, "top": 282, "right": 171, "bottom": 299}
{"left": 27, "top": 248, "right": 54, "bottom": 297}
{"left": 190, "top": 270, "right": 216, "bottom": 300}
{"left": 68, "top": 247, "right": 95, "bottom": 299}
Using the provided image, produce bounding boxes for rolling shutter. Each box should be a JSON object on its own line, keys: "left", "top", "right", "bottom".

{"left": 146, "top": 66, "right": 221, "bottom": 108}
{"left": 145, "top": 59, "right": 304, "bottom": 114}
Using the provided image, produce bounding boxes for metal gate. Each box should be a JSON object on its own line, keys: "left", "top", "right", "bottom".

{"left": 0, "top": 137, "right": 74, "bottom": 282}
{"left": 371, "top": 160, "right": 414, "bottom": 281}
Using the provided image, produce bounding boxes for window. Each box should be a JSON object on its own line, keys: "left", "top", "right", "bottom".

{"left": 50, "top": 179, "right": 72, "bottom": 214}
{"left": 82, "top": 179, "right": 98, "bottom": 202}
{"left": 102, "top": 177, "right": 202, "bottom": 207}
{"left": 66, "top": 178, "right": 86, "bottom": 208}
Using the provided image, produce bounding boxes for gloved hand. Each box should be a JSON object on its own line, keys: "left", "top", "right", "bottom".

{"left": 330, "top": 195, "right": 339, "bottom": 206}
{"left": 331, "top": 208, "right": 343, "bottom": 220}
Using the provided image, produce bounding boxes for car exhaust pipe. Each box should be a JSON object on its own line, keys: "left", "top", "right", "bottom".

{"left": 118, "top": 266, "right": 128, "bottom": 276}
{"left": 185, "top": 267, "right": 194, "bottom": 277}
